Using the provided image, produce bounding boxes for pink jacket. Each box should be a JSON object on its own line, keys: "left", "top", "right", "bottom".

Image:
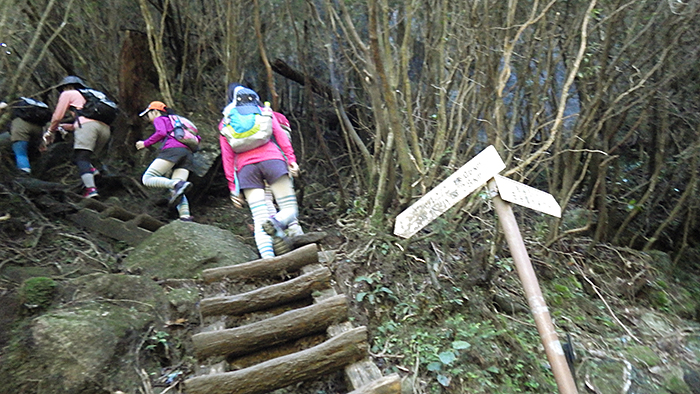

{"left": 49, "top": 90, "right": 97, "bottom": 132}
{"left": 219, "top": 111, "right": 297, "bottom": 193}
{"left": 143, "top": 115, "right": 199, "bottom": 150}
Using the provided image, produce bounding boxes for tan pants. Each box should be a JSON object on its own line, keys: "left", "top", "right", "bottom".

{"left": 10, "top": 118, "right": 43, "bottom": 143}
{"left": 74, "top": 120, "right": 110, "bottom": 153}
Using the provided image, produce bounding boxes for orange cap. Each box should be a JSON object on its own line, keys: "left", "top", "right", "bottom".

{"left": 139, "top": 101, "right": 167, "bottom": 116}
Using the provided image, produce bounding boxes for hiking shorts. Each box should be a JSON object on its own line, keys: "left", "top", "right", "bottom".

{"left": 10, "top": 117, "right": 44, "bottom": 143}
{"left": 238, "top": 159, "right": 288, "bottom": 190}
{"left": 157, "top": 147, "right": 195, "bottom": 172}
{"left": 74, "top": 120, "right": 110, "bottom": 153}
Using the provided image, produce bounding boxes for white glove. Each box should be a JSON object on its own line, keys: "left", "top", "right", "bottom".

{"left": 288, "top": 162, "right": 300, "bottom": 177}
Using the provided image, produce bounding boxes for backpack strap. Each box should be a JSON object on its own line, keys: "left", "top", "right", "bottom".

{"left": 233, "top": 156, "right": 241, "bottom": 196}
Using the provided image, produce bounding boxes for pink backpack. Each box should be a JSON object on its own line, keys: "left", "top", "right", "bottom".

{"left": 169, "top": 115, "right": 200, "bottom": 151}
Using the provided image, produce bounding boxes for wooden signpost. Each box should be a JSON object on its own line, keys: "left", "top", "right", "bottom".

{"left": 394, "top": 145, "right": 506, "bottom": 239}
{"left": 493, "top": 175, "right": 561, "bottom": 218}
{"left": 394, "top": 146, "right": 578, "bottom": 394}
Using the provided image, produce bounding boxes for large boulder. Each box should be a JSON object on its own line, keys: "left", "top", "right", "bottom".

{"left": 123, "top": 220, "right": 258, "bottom": 279}
{"left": 0, "top": 273, "right": 168, "bottom": 394}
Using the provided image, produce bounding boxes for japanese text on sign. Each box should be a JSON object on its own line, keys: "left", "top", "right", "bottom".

{"left": 394, "top": 145, "right": 505, "bottom": 238}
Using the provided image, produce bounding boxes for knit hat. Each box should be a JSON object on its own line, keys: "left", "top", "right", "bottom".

{"left": 139, "top": 101, "right": 167, "bottom": 116}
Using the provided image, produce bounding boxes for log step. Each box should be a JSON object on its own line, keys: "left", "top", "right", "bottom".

{"left": 185, "top": 327, "right": 368, "bottom": 394}
{"left": 188, "top": 247, "right": 402, "bottom": 394}
{"left": 68, "top": 199, "right": 164, "bottom": 246}
{"left": 202, "top": 243, "right": 319, "bottom": 283}
{"left": 348, "top": 373, "right": 403, "bottom": 394}
{"left": 193, "top": 294, "right": 348, "bottom": 359}
{"left": 199, "top": 266, "right": 332, "bottom": 318}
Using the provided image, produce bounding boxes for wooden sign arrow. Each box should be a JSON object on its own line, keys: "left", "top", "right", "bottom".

{"left": 394, "top": 145, "right": 505, "bottom": 238}
{"left": 494, "top": 175, "right": 561, "bottom": 217}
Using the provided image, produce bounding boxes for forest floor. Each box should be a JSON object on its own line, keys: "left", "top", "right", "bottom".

{"left": 1, "top": 146, "right": 699, "bottom": 393}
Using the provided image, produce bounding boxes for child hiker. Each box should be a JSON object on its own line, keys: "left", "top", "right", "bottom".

{"left": 219, "top": 85, "right": 300, "bottom": 258}
{"left": 136, "top": 101, "right": 197, "bottom": 221}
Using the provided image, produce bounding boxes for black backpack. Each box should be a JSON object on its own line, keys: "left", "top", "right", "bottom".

{"left": 12, "top": 97, "right": 52, "bottom": 126}
{"left": 77, "top": 89, "right": 118, "bottom": 125}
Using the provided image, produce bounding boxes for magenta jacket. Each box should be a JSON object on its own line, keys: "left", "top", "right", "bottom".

{"left": 143, "top": 115, "right": 199, "bottom": 150}
{"left": 219, "top": 111, "right": 297, "bottom": 193}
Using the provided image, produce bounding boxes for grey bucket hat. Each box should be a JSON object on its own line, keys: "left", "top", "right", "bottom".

{"left": 57, "top": 75, "right": 87, "bottom": 90}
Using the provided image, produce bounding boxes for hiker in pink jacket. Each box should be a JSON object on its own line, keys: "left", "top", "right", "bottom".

{"left": 219, "top": 85, "right": 299, "bottom": 259}
{"left": 136, "top": 101, "right": 198, "bottom": 222}
{"left": 45, "top": 76, "right": 110, "bottom": 198}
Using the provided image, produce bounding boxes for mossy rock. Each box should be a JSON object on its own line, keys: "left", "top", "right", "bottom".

{"left": 626, "top": 345, "right": 661, "bottom": 367}
{"left": 579, "top": 357, "right": 668, "bottom": 394}
{"left": 19, "top": 277, "right": 56, "bottom": 312}
{"left": 166, "top": 285, "right": 201, "bottom": 322}
{"left": 663, "top": 365, "right": 693, "bottom": 394}
{"left": 579, "top": 358, "right": 626, "bottom": 394}
{"left": 0, "top": 273, "right": 169, "bottom": 394}
{"left": 123, "top": 220, "right": 259, "bottom": 279}
{"left": 61, "top": 272, "right": 167, "bottom": 307}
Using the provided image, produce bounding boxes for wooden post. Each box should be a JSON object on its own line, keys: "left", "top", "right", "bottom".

{"left": 489, "top": 180, "right": 578, "bottom": 394}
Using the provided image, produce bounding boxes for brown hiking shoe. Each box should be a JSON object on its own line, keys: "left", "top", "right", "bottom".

{"left": 271, "top": 235, "right": 292, "bottom": 256}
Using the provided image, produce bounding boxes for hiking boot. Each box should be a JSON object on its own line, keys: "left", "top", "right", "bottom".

{"left": 271, "top": 235, "right": 292, "bottom": 256}
{"left": 179, "top": 216, "right": 194, "bottom": 222}
{"left": 169, "top": 181, "right": 192, "bottom": 207}
{"left": 262, "top": 218, "right": 286, "bottom": 237}
{"left": 83, "top": 187, "right": 99, "bottom": 198}
{"left": 264, "top": 218, "right": 292, "bottom": 256}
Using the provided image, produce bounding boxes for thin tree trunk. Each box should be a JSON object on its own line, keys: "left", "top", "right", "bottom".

{"left": 224, "top": 0, "right": 241, "bottom": 85}
{"left": 367, "top": 0, "right": 414, "bottom": 207}
{"left": 137, "top": 0, "right": 174, "bottom": 105}
{"left": 6, "top": 0, "right": 61, "bottom": 99}
{"left": 253, "top": 0, "right": 278, "bottom": 109}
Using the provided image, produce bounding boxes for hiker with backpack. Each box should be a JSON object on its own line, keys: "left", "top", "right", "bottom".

{"left": 136, "top": 101, "right": 198, "bottom": 222}
{"left": 223, "top": 84, "right": 304, "bottom": 238}
{"left": 219, "top": 85, "right": 300, "bottom": 258}
{"left": 0, "top": 97, "right": 52, "bottom": 173}
{"left": 44, "top": 76, "right": 114, "bottom": 198}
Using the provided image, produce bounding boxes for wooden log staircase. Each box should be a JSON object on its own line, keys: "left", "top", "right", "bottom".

{"left": 185, "top": 244, "right": 402, "bottom": 394}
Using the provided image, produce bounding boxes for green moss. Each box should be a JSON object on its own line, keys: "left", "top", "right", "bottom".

{"left": 626, "top": 345, "right": 661, "bottom": 367}
{"left": 167, "top": 287, "right": 199, "bottom": 305}
{"left": 664, "top": 375, "right": 692, "bottom": 394}
{"left": 650, "top": 290, "right": 670, "bottom": 308}
{"left": 667, "top": 287, "right": 698, "bottom": 320}
{"left": 19, "top": 277, "right": 56, "bottom": 311}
